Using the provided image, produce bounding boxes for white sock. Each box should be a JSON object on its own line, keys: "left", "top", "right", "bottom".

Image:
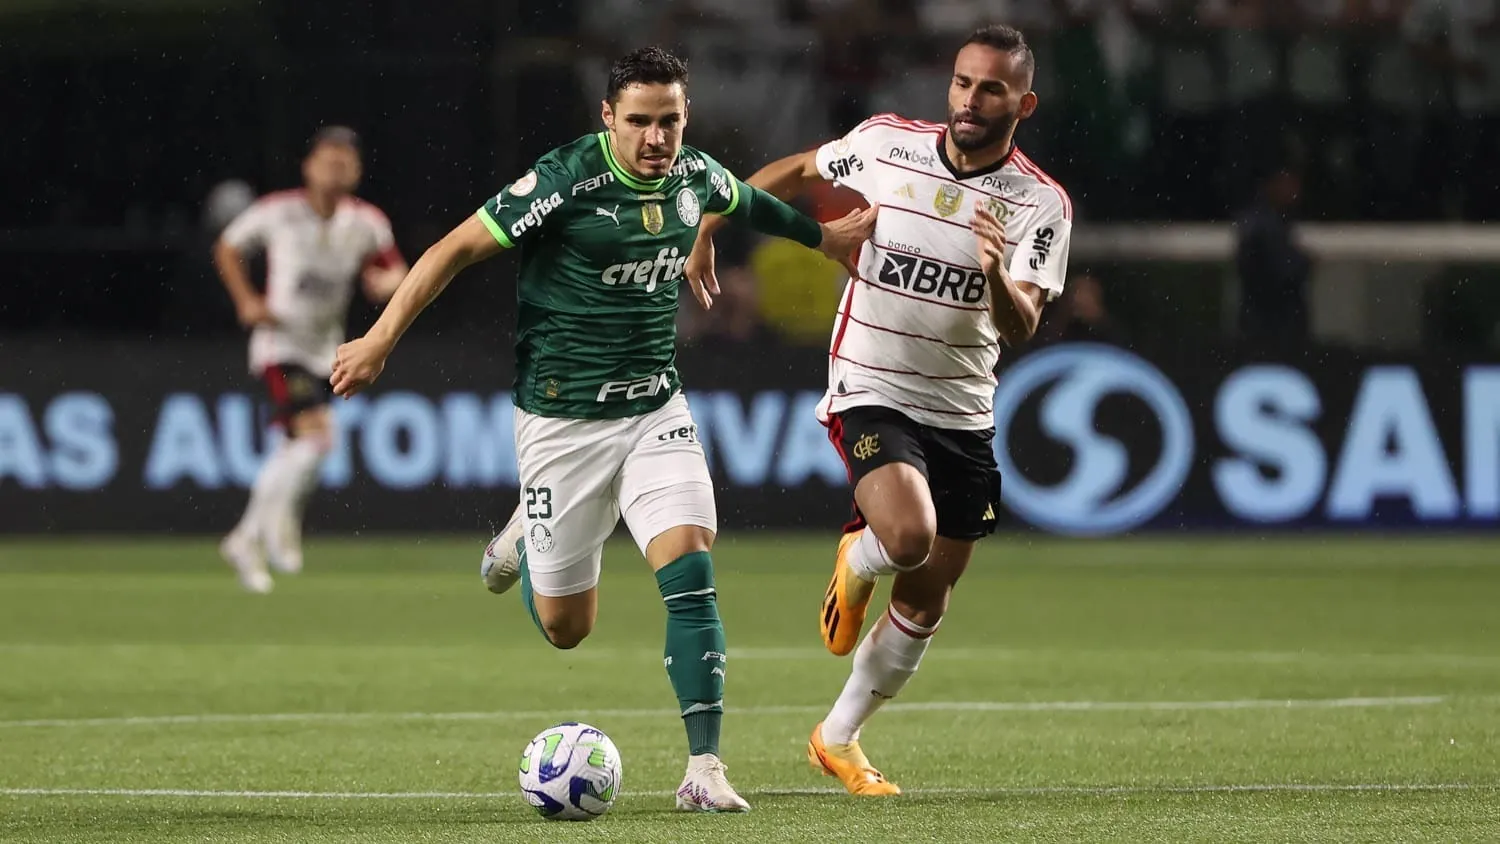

{"left": 278, "top": 436, "right": 328, "bottom": 519}
{"left": 847, "top": 528, "right": 924, "bottom": 580}
{"left": 232, "top": 444, "right": 292, "bottom": 540}
{"left": 821, "top": 606, "right": 937, "bottom": 745}
{"left": 232, "top": 437, "right": 325, "bottom": 540}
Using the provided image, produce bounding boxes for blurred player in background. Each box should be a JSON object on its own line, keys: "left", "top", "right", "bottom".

{"left": 327, "top": 48, "right": 874, "bottom": 812}
{"left": 690, "top": 25, "right": 1071, "bottom": 795}
{"left": 213, "top": 126, "right": 407, "bottom": 593}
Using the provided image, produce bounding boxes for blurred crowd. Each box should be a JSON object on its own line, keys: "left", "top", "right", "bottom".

{"left": 576, "top": 0, "right": 1499, "bottom": 221}
{"left": 581, "top": 0, "right": 1497, "bottom": 350}
{"left": 4, "top": 0, "right": 1495, "bottom": 348}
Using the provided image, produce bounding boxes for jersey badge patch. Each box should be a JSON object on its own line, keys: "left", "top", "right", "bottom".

{"left": 509, "top": 170, "right": 538, "bottom": 197}
{"left": 934, "top": 184, "right": 964, "bottom": 218}
{"left": 676, "top": 188, "right": 701, "bottom": 227}
{"left": 984, "top": 197, "right": 1013, "bottom": 223}
{"left": 641, "top": 201, "right": 665, "bottom": 235}
{"left": 852, "top": 432, "right": 881, "bottom": 461}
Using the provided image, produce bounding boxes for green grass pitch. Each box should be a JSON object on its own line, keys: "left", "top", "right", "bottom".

{"left": 2, "top": 535, "right": 1498, "bottom": 842}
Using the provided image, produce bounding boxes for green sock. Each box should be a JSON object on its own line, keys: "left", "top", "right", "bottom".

{"left": 516, "top": 541, "right": 551, "bottom": 644}
{"left": 656, "top": 551, "right": 726, "bottom": 757}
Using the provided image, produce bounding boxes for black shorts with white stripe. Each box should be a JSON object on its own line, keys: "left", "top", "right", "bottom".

{"left": 261, "top": 364, "right": 332, "bottom": 428}
{"left": 826, "top": 404, "right": 1001, "bottom": 541}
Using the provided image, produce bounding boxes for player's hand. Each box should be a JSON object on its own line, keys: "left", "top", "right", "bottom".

{"left": 817, "top": 204, "right": 878, "bottom": 275}
{"left": 972, "top": 206, "right": 1010, "bottom": 284}
{"left": 330, "top": 335, "right": 392, "bottom": 398}
{"left": 684, "top": 233, "right": 720, "bottom": 310}
{"left": 236, "top": 297, "right": 275, "bottom": 329}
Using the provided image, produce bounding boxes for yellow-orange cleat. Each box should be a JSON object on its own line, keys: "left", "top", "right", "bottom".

{"left": 820, "top": 530, "right": 877, "bottom": 656}
{"left": 807, "top": 722, "right": 901, "bottom": 796}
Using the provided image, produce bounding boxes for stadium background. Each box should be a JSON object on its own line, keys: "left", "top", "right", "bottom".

{"left": 2, "top": 4, "right": 1499, "bottom": 840}
{"left": 5, "top": 0, "right": 1498, "bottom": 537}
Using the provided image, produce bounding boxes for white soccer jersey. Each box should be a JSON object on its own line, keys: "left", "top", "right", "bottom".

{"left": 813, "top": 113, "right": 1073, "bottom": 431}
{"left": 220, "top": 190, "right": 401, "bottom": 377}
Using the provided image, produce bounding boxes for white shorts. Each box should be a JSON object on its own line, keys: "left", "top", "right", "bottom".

{"left": 515, "top": 392, "right": 716, "bottom": 597}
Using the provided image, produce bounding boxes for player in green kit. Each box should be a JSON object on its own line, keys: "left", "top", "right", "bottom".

{"left": 329, "top": 47, "right": 877, "bottom": 812}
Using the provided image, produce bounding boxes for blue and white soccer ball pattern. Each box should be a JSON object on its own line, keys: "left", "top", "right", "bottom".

{"left": 517, "top": 722, "right": 622, "bottom": 820}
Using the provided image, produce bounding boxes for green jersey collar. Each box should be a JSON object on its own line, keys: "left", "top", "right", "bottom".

{"left": 597, "top": 132, "right": 669, "bottom": 192}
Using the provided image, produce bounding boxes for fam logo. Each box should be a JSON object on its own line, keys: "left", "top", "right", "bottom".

{"left": 572, "top": 171, "right": 615, "bottom": 195}
{"left": 993, "top": 344, "right": 1194, "bottom": 536}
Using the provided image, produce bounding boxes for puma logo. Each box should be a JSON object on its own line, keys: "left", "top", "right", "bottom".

{"left": 595, "top": 205, "right": 621, "bottom": 226}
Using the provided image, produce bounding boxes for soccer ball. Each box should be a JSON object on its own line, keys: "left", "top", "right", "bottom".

{"left": 517, "top": 722, "right": 622, "bottom": 821}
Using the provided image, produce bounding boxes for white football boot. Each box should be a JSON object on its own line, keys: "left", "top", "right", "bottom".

{"left": 674, "top": 754, "right": 751, "bottom": 813}
{"left": 480, "top": 506, "right": 526, "bottom": 594}
{"left": 219, "top": 532, "right": 273, "bottom": 594}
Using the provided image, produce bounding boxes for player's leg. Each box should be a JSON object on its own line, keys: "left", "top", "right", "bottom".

{"left": 820, "top": 406, "right": 936, "bottom": 656}
{"left": 262, "top": 397, "right": 335, "bottom": 575}
{"left": 813, "top": 426, "right": 1000, "bottom": 795}
{"left": 504, "top": 409, "right": 626, "bottom": 649}
{"left": 222, "top": 364, "right": 301, "bottom": 591}
{"left": 618, "top": 394, "right": 747, "bottom": 813}
{"left": 222, "top": 365, "right": 334, "bottom": 586}
{"left": 811, "top": 536, "right": 974, "bottom": 791}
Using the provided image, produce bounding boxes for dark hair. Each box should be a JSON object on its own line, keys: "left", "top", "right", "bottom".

{"left": 308, "top": 125, "right": 361, "bottom": 155}
{"left": 963, "top": 24, "right": 1035, "bottom": 80}
{"left": 606, "top": 46, "right": 689, "bottom": 104}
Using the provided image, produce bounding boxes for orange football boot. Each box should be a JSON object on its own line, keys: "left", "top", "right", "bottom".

{"left": 807, "top": 722, "right": 901, "bottom": 796}
{"left": 820, "top": 529, "right": 877, "bottom": 656}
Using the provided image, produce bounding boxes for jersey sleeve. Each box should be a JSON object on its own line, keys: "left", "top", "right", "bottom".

{"left": 475, "top": 156, "right": 572, "bottom": 249}
{"left": 1007, "top": 195, "right": 1072, "bottom": 302}
{"left": 698, "top": 152, "right": 742, "bottom": 217}
{"left": 361, "top": 205, "right": 403, "bottom": 270}
{"left": 812, "top": 118, "right": 883, "bottom": 198}
{"left": 219, "top": 199, "right": 277, "bottom": 253}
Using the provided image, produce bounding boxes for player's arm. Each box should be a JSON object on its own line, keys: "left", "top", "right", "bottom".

{"left": 688, "top": 150, "right": 873, "bottom": 308}
{"left": 360, "top": 210, "right": 410, "bottom": 303}
{"left": 973, "top": 206, "right": 1052, "bottom": 347}
{"left": 695, "top": 151, "right": 823, "bottom": 243}
{"left": 720, "top": 176, "right": 871, "bottom": 252}
{"left": 330, "top": 215, "right": 501, "bottom": 397}
{"left": 332, "top": 160, "right": 566, "bottom": 396}
{"left": 686, "top": 176, "right": 873, "bottom": 309}
{"left": 697, "top": 116, "right": 879, "bottom": 247}
{"left": 213, "top": 204, "right": 274, "bottom": 328}
{"left": 362, "top": 258, "right": 410, "bottom": 303}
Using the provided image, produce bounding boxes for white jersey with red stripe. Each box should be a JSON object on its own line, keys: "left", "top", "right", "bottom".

{"left": 220, "top": 190, "right": 402, "bottom": 377}
{"left": 812, "top": 113, "right": 1073, "bottom": 431}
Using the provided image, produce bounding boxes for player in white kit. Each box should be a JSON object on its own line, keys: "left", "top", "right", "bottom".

{"left": 213, "top": 126, "right": 408, "bottom": 593}
{"left": 689, "top": 25, "right": 1072, "bottom": 794}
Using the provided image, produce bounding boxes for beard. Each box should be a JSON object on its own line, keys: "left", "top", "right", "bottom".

{"left": 947, "top": 108, "right": 1016, "bottom": 152}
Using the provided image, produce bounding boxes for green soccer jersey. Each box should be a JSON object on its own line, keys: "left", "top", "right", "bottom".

{"left": 477, "top": 133, "right": 744, "bottom": 420}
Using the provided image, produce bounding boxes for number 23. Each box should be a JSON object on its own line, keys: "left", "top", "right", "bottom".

{"left": 525, "top": 487, "right": 552, "bottom": 520}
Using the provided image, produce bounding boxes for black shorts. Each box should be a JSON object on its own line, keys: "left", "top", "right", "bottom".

{"left": 827, "top": 405, "right": 1001, "bottom": 541}
{"left": 261, "top": 364, "right": 332, "bottom": 427}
